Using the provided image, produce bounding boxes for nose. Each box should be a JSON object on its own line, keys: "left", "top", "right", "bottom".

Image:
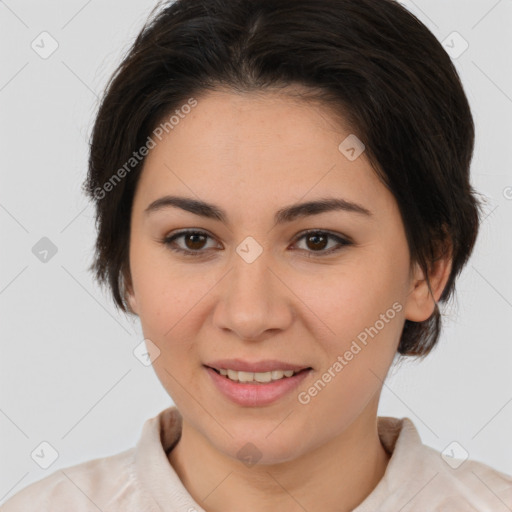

{"left": 212, "top": 249, "right": 294, "bottom": 341}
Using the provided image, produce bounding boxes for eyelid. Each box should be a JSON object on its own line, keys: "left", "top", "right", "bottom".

{"left": 162, "top": 228, "right": 353, "bottom": 257}
{"left": 291, "top": 228, "right": 353, "bottom": 247}
{"left": 163, "top": 229, "right": 221, "bottom": 255}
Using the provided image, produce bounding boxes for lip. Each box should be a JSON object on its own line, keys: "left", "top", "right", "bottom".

{"left": 204, "top": 365, "right": 313, "bottom": 407}
{"left": 205, "top": 358, "right": 311, "bottom": 373}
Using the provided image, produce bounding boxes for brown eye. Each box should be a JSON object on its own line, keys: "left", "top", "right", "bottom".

{"left": 163, "top": 229, "right": 352, "bottom": 258}
{"left": 304, "top": 232, "right": 329, "bottom": 251}
{"left": 293, "top": 230, "right": 352, "bottom": 257}
{"left": 182, "top": 232, "right": 207, "bottom": 250}
{"left": 163, "top": 230, "right": 219, "bottom": 256}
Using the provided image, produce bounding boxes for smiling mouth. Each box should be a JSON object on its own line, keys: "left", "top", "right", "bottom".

{"left": 207, "top": 366, "right": 312, "bottom": 384}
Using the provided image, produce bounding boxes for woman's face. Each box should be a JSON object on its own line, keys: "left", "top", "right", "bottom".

{"left": 126, "top": 89, "right": 422, "bottom": 463}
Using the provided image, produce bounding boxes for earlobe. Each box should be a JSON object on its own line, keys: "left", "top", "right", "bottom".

{"left": 126, "top": 290, "right": 138, "bottom": 315}
{"left": 404, "top": 249, "right": 452, "bottom": 323}
{"left": 122, "top": 270, "right": 139, "bottom": 315}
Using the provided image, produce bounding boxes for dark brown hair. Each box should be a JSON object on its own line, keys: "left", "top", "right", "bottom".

{"left": 83, "top": 0, "right": 483, "bottom": 357}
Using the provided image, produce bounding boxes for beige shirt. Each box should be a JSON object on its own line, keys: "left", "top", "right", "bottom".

{"left": 2, "top": 406, "right": 511, "bottom": 511}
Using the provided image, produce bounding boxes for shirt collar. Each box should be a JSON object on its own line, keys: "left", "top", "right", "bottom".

{"left": 135, "top": 406, "right": 421, "bottom": 512}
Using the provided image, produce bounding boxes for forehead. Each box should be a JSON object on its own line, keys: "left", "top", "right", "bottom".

{"left": 153, "top": 88, "right": 348, "bottom": 161}
{"left": 135, "top": 89, "right": 391, "bottom": 217}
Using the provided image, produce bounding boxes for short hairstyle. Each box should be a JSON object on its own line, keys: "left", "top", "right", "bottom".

{"left": 83, "top": 0, "right": 483, "bottom": 357}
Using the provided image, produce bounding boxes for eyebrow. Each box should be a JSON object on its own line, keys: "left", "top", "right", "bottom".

{"left": 144, "top": 195, "right": 373, "bottom": 224}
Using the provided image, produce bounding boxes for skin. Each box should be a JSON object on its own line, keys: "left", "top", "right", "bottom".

{"left": 125, "top": 88, "right": 452, "bottom": 512}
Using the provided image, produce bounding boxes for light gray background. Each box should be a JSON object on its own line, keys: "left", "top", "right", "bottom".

{"left": 1, "top": 0, "right": 511, "bottom": 504}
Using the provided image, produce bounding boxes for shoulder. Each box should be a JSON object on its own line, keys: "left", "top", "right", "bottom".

{"left": 0, "top": 447, "right": 154, "bottom": 512}
{"left": 1, "top": 406, "right": 182, "bottom": 512}
{"left": 366, "top": 417, "right": 512, "bottom": 512}
{"left": 418, "top": 440, "right": 512, "bottom": 511}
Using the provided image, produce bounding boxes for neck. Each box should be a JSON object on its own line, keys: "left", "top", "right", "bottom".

{"left": 168, "top": 407, "right": 390, "bottom": 512}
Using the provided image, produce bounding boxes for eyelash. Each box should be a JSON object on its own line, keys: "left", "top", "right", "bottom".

{"left": 161, "top": 229, "right": 352, "bottom": 258}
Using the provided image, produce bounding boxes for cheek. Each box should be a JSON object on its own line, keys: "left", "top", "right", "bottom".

{"left": 130, "top": 253, "right": 203, "bottom": 398}
{"left": 291, "top": 248, "right": 408, "bottom": 412}
{"left": 130, "top": 242, "right": 191, "bottom": 337}
{"left": 295, "top": 254, "right": 407, "bottom": 343}
{"left": 130, "top": 246, "right": 226, "bottom": 371}
{"left": 294, "top": 260, "right": 406, "bottom": 431}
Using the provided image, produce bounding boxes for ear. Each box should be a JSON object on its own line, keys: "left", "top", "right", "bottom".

{"left": 122, "top": 267, "right": 139, "bottom": 316}
{"left": 404, "top": 241, "right": 452, "bottom": 322}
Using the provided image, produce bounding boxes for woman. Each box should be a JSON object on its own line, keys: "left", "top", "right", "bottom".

{"left": 3, "top": 0, "right": 511, "bottom": 510}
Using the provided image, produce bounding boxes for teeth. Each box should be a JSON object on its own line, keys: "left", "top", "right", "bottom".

{"left": 238, "top": 371, "right": 253, "bottom": 383}
{"left": 216, "top": 368, "right": 301, "bottom": 383}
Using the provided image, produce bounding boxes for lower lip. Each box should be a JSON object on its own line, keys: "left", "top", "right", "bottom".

{"left": 204, "top": 366, "right": 312, "bottom": 407}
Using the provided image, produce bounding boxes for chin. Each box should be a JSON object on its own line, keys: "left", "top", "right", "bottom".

{"left": 229, "top": 438, "right": 304, "bottom": 467}
{"left": 212, "top": 419, "right": 310, "bottom": 467}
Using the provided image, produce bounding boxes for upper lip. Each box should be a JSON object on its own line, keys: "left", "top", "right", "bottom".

{"left": 205, "top": 359, "right": 311, "bottom": 373}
